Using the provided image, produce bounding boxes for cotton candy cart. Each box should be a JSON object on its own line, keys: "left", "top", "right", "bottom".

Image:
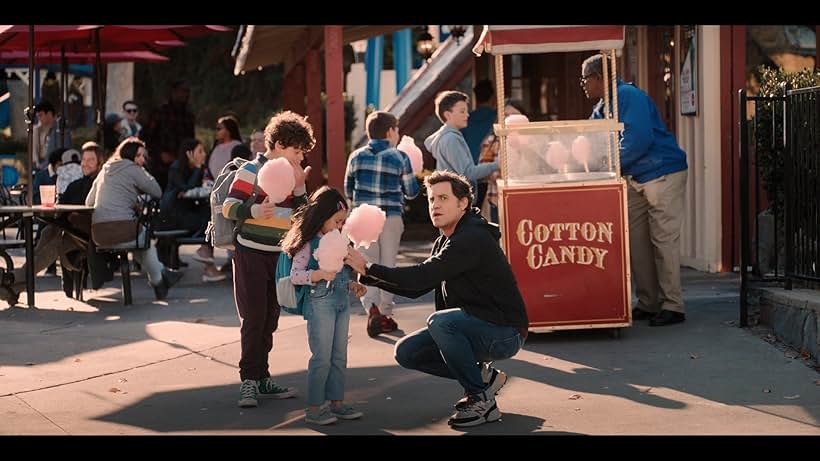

{"left": 472, "top": 26, "right": 631, "bottom": 336}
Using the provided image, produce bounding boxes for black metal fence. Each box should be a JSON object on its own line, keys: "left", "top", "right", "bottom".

{"left": 739, "top": 86, "right": 820, "bottom": 325}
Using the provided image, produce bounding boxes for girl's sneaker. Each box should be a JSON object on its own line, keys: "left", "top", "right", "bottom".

{"left": 330, "top": 403, "right": 363, "bottom": 420}
{"left": 305, "top": 406, "right": 338, "bottom": 425}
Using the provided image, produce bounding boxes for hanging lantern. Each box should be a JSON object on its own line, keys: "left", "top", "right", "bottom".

{"left": 448, "top": 25, "right": 467, "bottom": 44}
{"left": 416, "top": 26, "right": 436, "bottom": 61}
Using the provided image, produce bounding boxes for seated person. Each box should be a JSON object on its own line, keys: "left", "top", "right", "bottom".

{"left": 1, "top": 145, "right": 104, "bottom": 304}
{"left": 55, "top": 148, "right": 83, "bottom": 198}
{"left": 86, "top": 137, "right": 183, "bottom": 301}
{"left": 157, "top": 138, "right": 224, "bottom": 282}
{"left": 60, "top": 142, "right": 117, "bottom": 293}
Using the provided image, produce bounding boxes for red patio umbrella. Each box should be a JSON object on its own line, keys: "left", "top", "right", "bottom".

{"left": 0, "top": 49, "right": 170, "bottom": 64}
{"left": 0, "top": 25, "right": 230, "bottom": 53}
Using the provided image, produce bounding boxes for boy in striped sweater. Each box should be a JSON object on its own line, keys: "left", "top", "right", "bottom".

{"left": 222, "top": 111, "right": 316, "bottom": 408}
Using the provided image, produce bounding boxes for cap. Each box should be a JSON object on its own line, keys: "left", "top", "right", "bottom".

{"left": 61, "top": 148, "right": 81, "bottom": 164}
{"left": 105, "top": 112, "right": 123, "bottom": 125}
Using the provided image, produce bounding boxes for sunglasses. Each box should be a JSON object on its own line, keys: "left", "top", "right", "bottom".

{"left": 125, "top": 108, "right": 138, "bottom": 113}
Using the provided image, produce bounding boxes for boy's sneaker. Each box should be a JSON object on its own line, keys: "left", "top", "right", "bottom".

{"left": 257, "top": 377, "right": 297, "bottom": 400}
{"left": 330, "top": 403, "right": 363, "bottom": 420}
{"left": 379, "top": 315, "right": 399, "bottom": 333}
{"left": 237, "top": 379, "right": 259, "bottom": 408}
{"left": 366, "top": 304, "right": 384, "bottom": 338}
{"left": 448, "top": 394, "right": 501, "bottom": 428}
{"left": 305, "top": 405, "right": 338, "bottom": 425}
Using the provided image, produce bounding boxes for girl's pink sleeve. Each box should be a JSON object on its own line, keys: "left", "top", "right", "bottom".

{"left": 289, "top": 244, "right": 314, "bottom": 285}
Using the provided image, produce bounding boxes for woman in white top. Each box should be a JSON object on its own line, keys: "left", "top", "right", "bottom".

{"left": 207, "top": 115, "right": 242, "bottom": 179}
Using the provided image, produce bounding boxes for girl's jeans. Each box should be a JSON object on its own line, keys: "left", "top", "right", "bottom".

{"left": 305, "top": 267, "right": 352, "bottom": 406}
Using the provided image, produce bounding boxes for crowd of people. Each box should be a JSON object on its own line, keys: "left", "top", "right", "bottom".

{"left": 3, "top": 52, "right": 689, "bottom": 428}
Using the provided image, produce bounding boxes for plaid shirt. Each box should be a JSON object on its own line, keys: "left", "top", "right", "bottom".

{"left": 344, "top": 139, "right": 420, "bottom": 216}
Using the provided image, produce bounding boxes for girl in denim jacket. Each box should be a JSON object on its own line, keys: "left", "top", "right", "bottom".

{"left": 280, "top": 186, "right": 368, "bottom": 425}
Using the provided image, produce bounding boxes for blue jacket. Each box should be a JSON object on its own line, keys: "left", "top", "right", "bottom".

{"left": 461, "top": 106, "right": 497, "bottom": 163}
{"left": 592, "top": 80, "right": 687, "bottom": 183}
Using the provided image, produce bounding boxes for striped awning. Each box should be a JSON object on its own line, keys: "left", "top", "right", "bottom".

{"left": 473, "top": 25, "right": 624, "bottom": 55}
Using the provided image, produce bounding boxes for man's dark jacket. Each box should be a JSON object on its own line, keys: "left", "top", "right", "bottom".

{"left": 362, "top": 208, "right": 528, "bottom": 329}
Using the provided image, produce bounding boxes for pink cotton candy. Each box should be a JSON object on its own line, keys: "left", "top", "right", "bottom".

{"left": 313, "top": 229, "right": 349, "bottom": 273}
{"left": 397, "top": 135, "right": 423, "bottom": 174}
{"left": 343, "top": 203, "right": 386, "bottom": 249}
{"left": 256, "top": 157, "right": 295, "bottom": 204}
{"left": 571, "top": 136, "right": 592, "bottom": 166}
{"left": 504, "top": 114, "right": 530, "bottom": 151}
{"left": 546, "top": 141, "right": 570, "bottom": 170}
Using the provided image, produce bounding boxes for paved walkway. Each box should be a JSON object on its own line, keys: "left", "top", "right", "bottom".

{"left": 0, "top": 244, "right": 818, "bottom": 434}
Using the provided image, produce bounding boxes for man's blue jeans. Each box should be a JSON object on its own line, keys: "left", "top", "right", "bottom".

{"left": 394, "top": 308, "right": 525, "bottom": 396}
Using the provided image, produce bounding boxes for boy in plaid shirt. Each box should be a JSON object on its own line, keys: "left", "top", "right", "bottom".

{"left": 344, "top": 111, "right": 419, "bottom": 337}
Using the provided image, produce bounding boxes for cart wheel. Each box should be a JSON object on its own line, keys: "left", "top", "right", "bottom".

{"left": 609, "top": 328, "right": 621, "bottom": 339}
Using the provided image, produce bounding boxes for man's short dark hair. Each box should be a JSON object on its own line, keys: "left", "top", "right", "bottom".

{"left": 473, "top": 79, "right": 494, "bottom": 104}
{"left": 434, "top": 90, "right": 469, "bottom": 123}
{"left": 365, "top": 111, "right": 398, "bottom": 140}
{"left": 34, "top": 101, "right": 55, "bottom": 114}
{"left": 424, "top": 170, "right": 474, "bottom": 206}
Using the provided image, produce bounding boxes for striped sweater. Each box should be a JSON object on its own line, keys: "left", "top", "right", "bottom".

{"left": 221, "top": 153, "right": 307, "bottom": 252}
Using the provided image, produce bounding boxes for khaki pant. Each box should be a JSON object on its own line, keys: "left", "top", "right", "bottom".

{"left": 360, "top": 215, "right": 405, "bottom": 316}
{"left": 627, "top": 170, "right": 687, "bottom": 314}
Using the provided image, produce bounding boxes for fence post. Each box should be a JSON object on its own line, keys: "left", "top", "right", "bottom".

{"left": 739, "top": 89, "right": 749, "bottom": 327}
{"left": 782, "top": 82, "right": 793, "bottom": 290}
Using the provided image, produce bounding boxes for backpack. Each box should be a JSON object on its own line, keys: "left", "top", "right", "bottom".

{"left": 205, "top": 158, "right": 259, "bottom": 250}
{"left": 275, "top": 237, "right": 319, "bottom": 316}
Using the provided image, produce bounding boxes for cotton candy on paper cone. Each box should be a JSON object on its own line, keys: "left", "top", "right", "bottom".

{"left": 571, "top": 135, "right": 592, "bottom": 173}
{"left": 397, "top": 135, "right": 423, "bottom": 174}
{"left": 504, "top": 114, "right": 530, "bottom": 151}
{"left": 343, "top": 203, "right": 386, "bottom": 249}
{"left": 546, "top": 141, "right": 570, "bottom": 171}
{"left": 313, "top": 229, "right": 348, "bottom": 273}
{"left": 257, "top": 157, "right": 295, "bottom": 204}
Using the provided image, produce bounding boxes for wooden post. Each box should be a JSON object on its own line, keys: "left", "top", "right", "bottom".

{"left": 282, "top": 62, "right": 306, "bottom": 115}
{"left": 306, "top": 48, "right": 323, "bottom": 192}
{"left": 324, "top": 26, "right": 345, "bottom": 191}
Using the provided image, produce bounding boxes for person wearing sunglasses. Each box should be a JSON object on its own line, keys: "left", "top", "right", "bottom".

{"left": 581, "top": 53, "right": 688, "bottom": 327}
{"left": 120, "top": 100, "right": 142, "bottom": 138}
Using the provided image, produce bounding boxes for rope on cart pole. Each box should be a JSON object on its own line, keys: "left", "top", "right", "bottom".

{"left": 495, "top": 54, "right": 507, "bottom": 185}
{"left": 601, "top": 52, "right": 612, "bottom": 172}
{"left": 610, "top": 49, "right": 621, "bottom": 177}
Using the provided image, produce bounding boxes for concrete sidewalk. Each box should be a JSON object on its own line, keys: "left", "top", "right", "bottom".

{"left": 0, "top": 245, "right": 818, "bottom": 435}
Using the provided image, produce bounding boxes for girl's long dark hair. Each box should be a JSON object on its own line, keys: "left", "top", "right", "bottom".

{"left": 176, "top": 138, "right": 202, "bottom": 179}
{"left": 280, "top": 186, "right": 348, "bottom": 257}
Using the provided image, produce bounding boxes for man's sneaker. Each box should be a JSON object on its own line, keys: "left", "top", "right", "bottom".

{"left": 482, "top": 363, "right": 508, "bottom": 396}
{"left": 257, "top": 377, "right": 297, "bottom": 399}
{"left": 154, "top": 268, "right": 184, "bottom": 301}
{"left": 366, "top": 304, "right": 383, "bottom": 338}
{"left": 448, "top": 394, "right": 501, "bottom": 428}
{"left": 305, "top": 405, "right": 338, "bottom": 425}
{"left": 456, "top": 363, "right": 508, "bottom": 409}
{"left": 237, "top": 379, "right": 259, "bottom": 408}
{"left": 330, "top": 403, "right": 363, "bottom": 420}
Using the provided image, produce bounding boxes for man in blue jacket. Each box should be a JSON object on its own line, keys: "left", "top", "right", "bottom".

{"left": 581, "top": 54, "right": 688, "bottom": 327}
